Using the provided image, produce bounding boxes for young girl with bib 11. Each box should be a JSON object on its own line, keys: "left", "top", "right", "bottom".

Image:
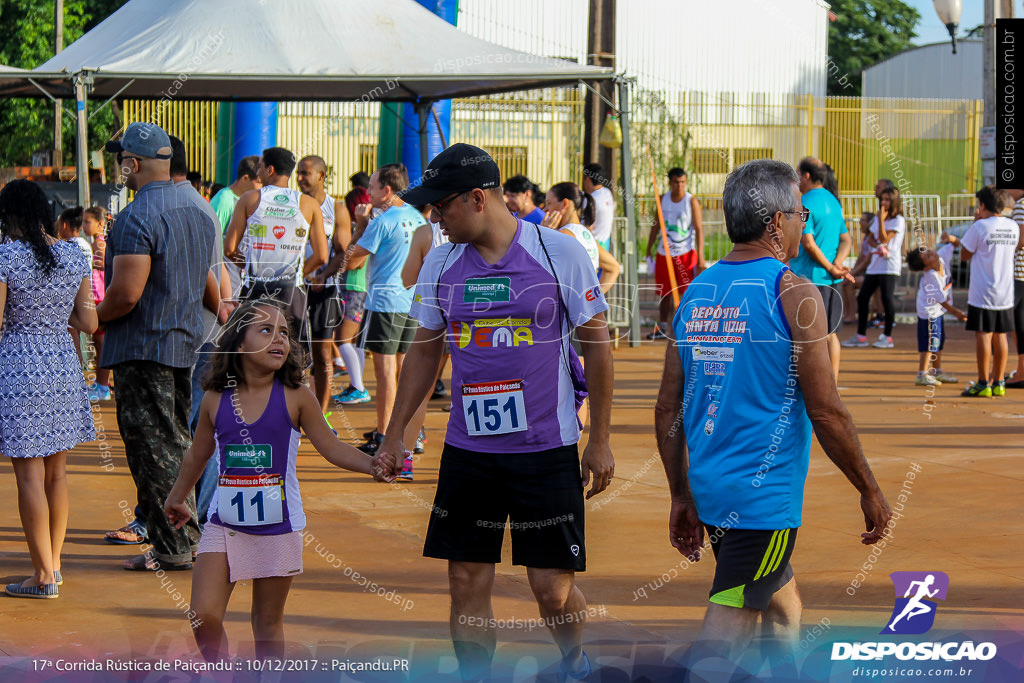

{"left": 164, "top": 298, "right": 394, "bottom": 662}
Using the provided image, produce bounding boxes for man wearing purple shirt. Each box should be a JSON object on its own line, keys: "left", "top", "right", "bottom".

{"left": 380, "top": 145, "right": 614, "bottom": 682}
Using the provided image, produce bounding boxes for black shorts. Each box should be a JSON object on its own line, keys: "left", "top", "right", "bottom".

{"left": 424, "top": 443, "right": 585, "bottom": 570}
{"left": 966, "top": 305, "right": 1014, "bottom": 334}
{"left": 706, "top": 525, "right": 797, "bottom": 611}
{"left": 358, "top": 310, "right": 417, "bottom": 355}
{"left": 240, "top": 280, "right": 309, "bottom": 341}
{"left": 306, "top": 285, "right": 343, "bottom": 340}
{"left": 816, "top": 284, "right": 843, "bottom": 335}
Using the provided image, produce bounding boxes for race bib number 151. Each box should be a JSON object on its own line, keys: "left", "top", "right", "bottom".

{"left": 462, "top": 379, "right": 528, "bottom": 436}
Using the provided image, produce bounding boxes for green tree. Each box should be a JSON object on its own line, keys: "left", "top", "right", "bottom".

{"left": 827, "top": 0, "right": 921, "bottom": 96}
{"left": 0, "top": 0, "right": 129, "bottom": 167}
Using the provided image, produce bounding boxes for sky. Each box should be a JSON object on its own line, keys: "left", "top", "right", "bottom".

{"left": 904, "top": 0, "right": 985, "bottom": 46}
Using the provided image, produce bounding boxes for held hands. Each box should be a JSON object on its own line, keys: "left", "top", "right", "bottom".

{"left": 669, "top": 499, "right": 704, "bottom": 561}
{"left": 377, "top": 434, "right": 406, "bottom": 479}
{"left": 540, "top": 209, "right": 563, "bottom": 229}
{"left": 370, "top": 451, "right": 397, "bottom": 482}
{"left": 164, "top": 498, "right": 192, "bottom": 530}
{"left": 859, "top": 489, "right": 892, "bottom": 545}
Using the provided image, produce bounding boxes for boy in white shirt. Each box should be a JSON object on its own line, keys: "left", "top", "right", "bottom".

{"left": 946, "top": 187, "right": 1021, "bottom": 397}
{"left": 906, "top": 247, "right": 966, "bottom": 386}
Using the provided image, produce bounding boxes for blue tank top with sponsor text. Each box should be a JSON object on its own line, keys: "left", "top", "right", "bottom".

{"left": 672, "top": 256, "right": 812, "bottom": 529}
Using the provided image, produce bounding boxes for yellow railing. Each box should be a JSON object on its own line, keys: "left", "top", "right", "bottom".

{"left": 122, "top": 91, "right": 981, "bottom": 205}
{"left": 121, "top": 100, "right": 219, "bottom": 182}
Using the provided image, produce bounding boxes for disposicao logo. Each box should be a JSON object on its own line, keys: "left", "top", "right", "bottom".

{"left": 831, "top": 571, "right": 997, "bottom": 663}
{"left": 883, "top": 571, "right": 948, "bottom": 635}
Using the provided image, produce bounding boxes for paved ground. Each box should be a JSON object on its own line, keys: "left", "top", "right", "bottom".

{"left": 0, "top": 319, "right": 1022, "bottom": 680}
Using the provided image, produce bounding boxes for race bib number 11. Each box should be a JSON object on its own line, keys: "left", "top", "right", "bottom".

{"left": 462, "top": 379, "right": 528, "bottom": 436}
{"left": 217, "top": 474, "right": 284, "bottom": 526}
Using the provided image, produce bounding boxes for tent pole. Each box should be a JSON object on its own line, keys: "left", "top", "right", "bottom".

{"left": 616, "top": 77, "right": 639, "bottom": 347}
{"left": 74, "top": 72, "right": 91, "bottom": 207}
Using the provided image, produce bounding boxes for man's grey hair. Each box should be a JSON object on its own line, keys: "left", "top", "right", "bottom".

{"left": 723, "top": 160, "right": 800, "bottom": 244}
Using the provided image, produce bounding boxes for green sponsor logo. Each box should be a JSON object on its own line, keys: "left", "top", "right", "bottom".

{"left": 273, "top": 193, "right": 290, "bottom": 205}
{"left": 225, "top": 444, "right": 272, "bottom": 469}
{"left": 249, "top": 224, "right": 267, "bottom": 237}
{"left": 263, "top": 207, "right": 297, "bottom": 219}
{"left": 464, "top": 277, "right": 511, "bottom": 303}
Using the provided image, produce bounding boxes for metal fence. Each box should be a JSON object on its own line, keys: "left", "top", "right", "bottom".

{"left": 627, "top": 93, "right": 982, "bottom": 200}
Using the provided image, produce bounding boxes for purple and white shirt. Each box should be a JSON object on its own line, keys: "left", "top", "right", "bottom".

{"left": 208, "top": 380, "right": 304, "bottom": 534}
{"left": 411, "top": 219, "right": 607, "bottom": 453}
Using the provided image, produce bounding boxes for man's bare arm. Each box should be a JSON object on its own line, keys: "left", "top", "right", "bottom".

{"left": 224, "top": 191, "right": 258, "bottom": 267}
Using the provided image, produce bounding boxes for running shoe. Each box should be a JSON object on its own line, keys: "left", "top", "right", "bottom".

{"left": 933, "top": 370, "right": 958, "bottom": 384}
{"left": 332, "top": 366, "right": 348, "bottom": 378}
{"left": 557, "top": 651, "right": 592, "bottom": 683}
{"left": 333, "top": 387, "right": 370, "bottom": 405}
{"left": 992, "top": 381, "right": 1006, "bottom": 397}
{"left": 396, "top": 454, "right": 414, "bottom": 481}
{"left": 961, "top": 382, "right": 992, "bottom": 398}
{"left": 414, "top": 428, "right": 425, "bottom": 455}
{"left": 870, "top": 314, "right": 885, "bottom": 328}
{"left": 646, "top": 325, "right": 668, "bottom": 340}
{"left": 915, "top": 373, "right": 941, "bottom": 387}
{"left": 431, "top": 379, "right": 448, "bottom": 399}
{"left": 357, "top": 430, "right": 383, "bottom": 455}
{"left": 871, "top": 334, "right": 894, "bottom": 349}
{"left": 841, "top": 334, "right": 868, "bottom": 348}
{"left": 88, "top": 384, "right": 113, "bottom": 401}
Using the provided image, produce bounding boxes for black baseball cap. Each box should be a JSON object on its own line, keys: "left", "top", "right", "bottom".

{"left": 401, "top": 143, "right": 501, "bottom": 206}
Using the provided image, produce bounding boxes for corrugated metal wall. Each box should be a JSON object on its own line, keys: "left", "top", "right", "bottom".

{"left": 863, "top": 41, "right": 984, "bottom": 100}
{"left": 459, "top": 0, "right": 828, "bottom": 95}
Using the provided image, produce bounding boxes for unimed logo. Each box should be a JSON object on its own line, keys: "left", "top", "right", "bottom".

{"left": 831, "top": 571, "right": 997, "bottom": 663}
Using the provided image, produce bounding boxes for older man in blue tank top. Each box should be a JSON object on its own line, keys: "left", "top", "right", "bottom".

{"left": 655, "top": 159, "right": 892, "bottom": 679}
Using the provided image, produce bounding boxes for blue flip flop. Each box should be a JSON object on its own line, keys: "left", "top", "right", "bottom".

{"left": 5, "top": 582, "right": 59, "bottom": 599}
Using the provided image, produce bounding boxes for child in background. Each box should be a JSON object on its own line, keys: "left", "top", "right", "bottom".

{"left": 907, "top": 248, "right": 966, "bottom": 386}
{"left": 82, "top": 207, "right": 112, "bottom": 400}
{"left": 164, "top": 299, "right": 395, "bottom": 662}
{"left": 56, "top": 208, "right": 91, "bottom": 366}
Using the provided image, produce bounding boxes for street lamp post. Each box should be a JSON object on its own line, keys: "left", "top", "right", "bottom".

{"left": 932, "top": 0, "right": 961, "bottom": 53}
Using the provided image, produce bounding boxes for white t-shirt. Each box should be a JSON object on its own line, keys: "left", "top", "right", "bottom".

{"left": 71, "top": 236, "right": 93, "bottom": 262}
{"left": 560, "top": 223, "right": 600, "bottom": 271}
{"left": 916, "top": 269, "right": 948, "bottom": 320}
{"left": 430, "top": 221, "right": 449, "bottom": 248}
{"left": 658, "top": 192, "right": 694, "bottom": 257}
{"left": 937, "top": 242, "right": 954, "bottom": 305}
{"left": 961, "top": 215, "right": 1019, "bottom": 310}
{"left": 866, "top": 215, "right": 905, "bottom": 275}
{"left": 590, "top": 186, "right": 615, "bottom": 244}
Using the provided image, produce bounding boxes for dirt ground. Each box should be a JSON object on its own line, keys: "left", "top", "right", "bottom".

{"left": 1, "top": 320, "right": 1022, "bottom": 681}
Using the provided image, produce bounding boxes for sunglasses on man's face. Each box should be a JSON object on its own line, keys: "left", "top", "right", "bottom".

{"left": 116, "top": 152, "right": 144, "bottom": 166}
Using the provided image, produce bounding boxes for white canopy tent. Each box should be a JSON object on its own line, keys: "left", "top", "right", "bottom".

{"left": 21, "top": 0, "right": 613, "bottom": 101}
{"left": 0, "top": 0, "right": 642, "bottom": 342}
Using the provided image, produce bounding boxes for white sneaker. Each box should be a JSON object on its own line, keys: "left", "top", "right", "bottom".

{"left": 841, "top": 335, "right": 868, "bottom": 348}
{"left": 915, "top": 373, "right": 941, "bottom": 386}
{"left": 872, "top": 334, "right": 894, "bottom": 349}
{"left": 933, "top": 370, "right": 958, "bottom": 383}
